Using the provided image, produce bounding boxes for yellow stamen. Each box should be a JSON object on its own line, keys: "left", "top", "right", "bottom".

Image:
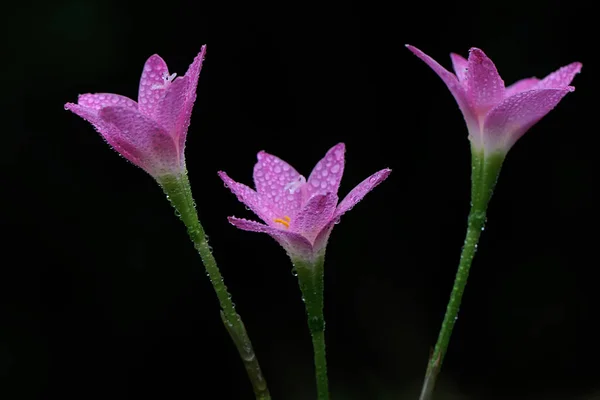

{"left": 274, "top": 216, "right": 291, "bottom": 228}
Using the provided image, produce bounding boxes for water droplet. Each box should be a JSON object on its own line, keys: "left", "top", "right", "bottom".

{"left": 274, "top": 166, "right": 281, "bottom": 173}
{"left": 331, "top": 164, "right": 340, "bottom": 173}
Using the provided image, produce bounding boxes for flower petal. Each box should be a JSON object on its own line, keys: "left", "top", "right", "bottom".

{"left": 218, "top": 171, "right": 280, "bottom": 225}
{"left": 312, "top": 221, "right": 336, "bottom": 257}
{"left": 65, "top": 103, "right": 145, "bottom": 169}
{"left": 138, "top": 54, "right": 170, "bottom": 118}
{"left": 305, "top": 143, "right": 345, "bottom": 199}
{"left": 293, "top": 192, "right": 338, "bottom": 244}
{"left": 505, "top": 77, "right": 540, "bottom": 98}
{"left": 156, "top": 75, "right": 189, "bottom": 139}
{"left": 77, "top": 93, "right": 138, "bottom": 112}
{"left": 334, "top": 168, "right": 391, "bottom": 220}
{"left": 405, "top": 45, "right": 478, "bottom": 132}
{"left": 450, "top": 53, "right": 468, "bottom": 82}
{"left": 483, "top": 88, "right": 574, "bottom": 152}
{"left": 228, "top": 217, "right": 313, "bottom": 259}
{"left": 99, "top": 106, "right": 180, "bottom": 176}
{"left": 253, "top": 151, "right": 304, "bottom": 217}
{"left": 466, "top": 48, "right": 505, "bottom": 112}
{"left": 179, "top": 46, "right": 207, "bottom": 154}
{"left": 536, "top": 62, "right": 582, "bottom": 89}
{"left": 183, "top": 46, "right": 206, "bottom": 102}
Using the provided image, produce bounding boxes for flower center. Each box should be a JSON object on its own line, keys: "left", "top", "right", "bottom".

{"left": 273, "top": 216, "right": 291, "bottom": 228}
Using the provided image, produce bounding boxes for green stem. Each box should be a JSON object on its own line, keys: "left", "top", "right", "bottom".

{"left": 419, "top": 149, "right": 505, "bottom": 400}
{"left": 158, "top": 172, "right": 271, "bottom": 400}
{"left": 294, "top": 255, "right": 329, "bottom": 400}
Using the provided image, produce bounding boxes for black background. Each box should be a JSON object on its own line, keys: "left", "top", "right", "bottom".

{"left": 2, "top": 0, "right": 597, "bottom": 399}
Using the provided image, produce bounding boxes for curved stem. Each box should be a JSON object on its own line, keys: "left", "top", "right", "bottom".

{"left": 419, "top": 150, "right": 505, "bottom": 400}
{"left": 159, "top": 172, "right": 271, "bottom": 400}
{"left": 294, "top": 255, "right": 329, "bottom": 400}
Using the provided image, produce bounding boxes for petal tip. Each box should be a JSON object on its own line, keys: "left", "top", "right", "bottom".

{"left": 405, "top": 44, "right": 420, "bottom": 54}
{"left": 217, "top": 170, "right": 232, "bottom": 184}
{"left": 333, "top": 142, "right": 346, "bottom": 152}
{"left": 146, "top": 54, "right": 165, "bottom": 63}
{"left": 468, "top": 47, "right": 486, "bottom": 60}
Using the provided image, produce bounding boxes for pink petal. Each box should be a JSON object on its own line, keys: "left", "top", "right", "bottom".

{"left": 156, "top": 75, "right": 189, "bottom": 139}
{"left": 505, "top": 78, "right": 540, "bottom": 98}
{"left": 138, "top": 54, "right": 170, "bottom": 118}
{"left": 218, "top": 171, "right": 281, "bottom": 225}
{"left": 65, "top": 103, "right": 145, "bottom": 169}
{"left": 305, "top": 143, "right": 345, "bottom": 199}
{"left": 292, "top": 192, "right": 338, "bottom": 244}
{"left": 253, "top": 151, "right": 304, "bottom": 217}
{"left": 466, "top": 48, "right": 505, "bottom": 112}
{"left": 78, "top": 93, "right": 138, "bottom": 112}
{"left": 312, "top": 221, "right": 336, "bottom": 256}
{"left": 405, "top": 45, "right": 478, "bottom": 132}
{"left": 483, "top": 88, "right": 574, "bottom": 152}
{"left": 183, "top": 46, "right": 206, "bottom": 102}
{"left": 99, "top": 106, "right": 180, "bottom": 176}
{"left": 334, "top": 168, "right": 392, "bottom": 220}
{"left": 450, "top": 53, "right": 468, "bottom": 82}
{"left": 536, "top": 62, "right": 582, "bottom": 89}
{"left": 179, "top": 46, "right": 207, "bottom": 154}
{"left": 228, "top": 217, "right": 313, "bottom": 259}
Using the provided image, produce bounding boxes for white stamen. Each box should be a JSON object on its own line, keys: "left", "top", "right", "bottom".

{"left": 284, "top": 175, "right": 306, "bottom": 194}
{"left": 151, "top": 72, "right": 178, "bottom": 90}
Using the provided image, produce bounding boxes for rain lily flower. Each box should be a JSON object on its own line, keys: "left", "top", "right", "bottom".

{"left": 406, "top": 44, "right": 582, "bottom": 400}
{"left": 220, "top": 143, "right": 391, "bottom": 399}
{"left": 65, "top": 46, "right": 206, "bottom": 179}
{"left": 218, "top": 143, "right": 391, "bottom": 263}
{"left": 65, "top": 46, "right": 273, "bottom": 397}
{"left": 406, "top": 45, "right": 581, "bottom": 155}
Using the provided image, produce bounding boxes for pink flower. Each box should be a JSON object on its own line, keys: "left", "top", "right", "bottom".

{"left": 219, "top": 143, "right": 391, "bottom": 262}
{"left": 65, "top": 46, "right": 207, "bottom": 178}
{"left": 406, "top": 45, "right": 581, "bottom": 154}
